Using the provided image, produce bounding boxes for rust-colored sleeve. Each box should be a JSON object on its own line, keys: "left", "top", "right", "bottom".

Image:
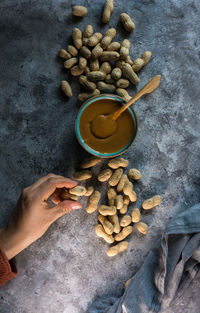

{"left": 0, "top": 248, "right": 18, "bottom": 287}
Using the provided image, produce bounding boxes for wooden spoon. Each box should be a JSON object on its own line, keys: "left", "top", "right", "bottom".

{"left": 111, "top": 75, "right": 161, "bottom": 120}
{"left": 91, "top": 75, "right": 161, "bottom": 139}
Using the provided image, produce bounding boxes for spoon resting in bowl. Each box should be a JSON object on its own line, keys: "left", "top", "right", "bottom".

{"left": 91, "top": 75, "right": 161, "bottom": 139}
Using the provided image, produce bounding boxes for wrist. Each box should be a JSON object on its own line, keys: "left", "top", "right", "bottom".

{"left": 0, "top": 227, "right": 32, "bottom": 260}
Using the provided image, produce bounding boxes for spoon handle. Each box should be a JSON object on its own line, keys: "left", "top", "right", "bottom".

{"left": 111, "top": 75, "right": 161, "bottom": 121}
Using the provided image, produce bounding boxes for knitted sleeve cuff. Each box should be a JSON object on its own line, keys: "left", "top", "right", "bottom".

{"left": 0, "top": 248, "right": 18, "bottom": 287}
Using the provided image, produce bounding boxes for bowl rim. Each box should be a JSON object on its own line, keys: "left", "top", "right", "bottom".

{"left": 75, "top": 94, "right": 138, "bottom": 158}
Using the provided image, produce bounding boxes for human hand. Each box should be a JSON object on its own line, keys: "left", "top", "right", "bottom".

{"left": 0, "top": 173, "right": 82, "bottom": 260}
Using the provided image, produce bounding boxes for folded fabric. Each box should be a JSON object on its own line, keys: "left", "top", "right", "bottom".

{"left": 91, "top": 203, "right": 200, "bottom": 313}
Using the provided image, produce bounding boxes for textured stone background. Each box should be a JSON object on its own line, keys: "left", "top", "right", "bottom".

{"left": 0, "top": 0, "right": 200, "bottom": 312}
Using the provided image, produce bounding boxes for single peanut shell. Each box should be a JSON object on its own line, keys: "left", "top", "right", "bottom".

{"left": 98, "top": 168, "right": 113, "bottom": 182}
{"left": 86, "top": 191, "right": 101, "bottom": 214}
{"left": 108, "top": 214, "right": 121, "bottom": 233}
{"left": 84, "top": 186, "right": 94, "bottom": 196}
{"left": 73, "top": 170, "right": 92, "bottom": 181}
{"left": 95, "top": 224, "right": 114, "bottom": 243}
{"left": 98, "top": 214, "right": 114, "bottom": 235}
{"left": 109, "top": 168, "right": 123, "bottom": 186}
{"left": 107, "top": 188, "right": 117, "bottom": 206}
{"left": 142, "top": 195, "right": 162, "bottom": 210}
{"left": 128, "top": 168, "right": 142, "bottom": 180}
{"left": 107, "top": 241, "right": 129, "bottom": 257}
{"left": 131, "top": 208, "right": 141, "bottom": 223}
{"left": 117, "top": 174, "right": 128, "bottom": 193}
{"left": 72, "top": 5, "right": 88, "bottom": 17}
{"left": 120, "top": 215, "right": 132, "bottom": 227}
{"left": 98, "top": 205, "right": 117, "bottom": 216}
{"left": 115, "top": 195, "right": 124, "bottom": 210}
{"left": 108, "top": 157, "right": 129, "bottom": 169}
{"left": 115, "top": 225, "right": 133, "bottom": 241}
{"left": 137, "top": 222, "right": 148, "bottom": 234}
{"left": 61, "top": 80, "right": 72, "bottom": 97}
{"left": 80, "top": 157, "right": 101, "bottom": 169}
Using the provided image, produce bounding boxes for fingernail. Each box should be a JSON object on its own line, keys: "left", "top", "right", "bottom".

{"left": 72, "top": 204, "right": 81, "bottom": 210}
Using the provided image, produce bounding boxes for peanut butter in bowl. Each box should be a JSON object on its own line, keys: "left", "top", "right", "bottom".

{"left": 75, "top": 94, "right": 138, "bottom": 158}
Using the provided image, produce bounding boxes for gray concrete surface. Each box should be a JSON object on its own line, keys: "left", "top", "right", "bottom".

{"left": 0, "top": 0, "right": 200, "bottom": 312}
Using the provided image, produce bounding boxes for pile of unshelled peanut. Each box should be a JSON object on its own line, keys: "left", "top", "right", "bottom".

{"left": 58, "top": 0, "right": 152, "bottom": 102}
{"left": 62, "top": 156, "right": 162, "bottom": 257}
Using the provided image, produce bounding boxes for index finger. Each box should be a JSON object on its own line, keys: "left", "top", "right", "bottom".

{"left": 36, "top": 177, "right": 78, "bottom": 200}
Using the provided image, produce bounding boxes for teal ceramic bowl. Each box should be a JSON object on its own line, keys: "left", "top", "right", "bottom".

{"left": 75, "top": 94, "right": 138, "bottom": 158}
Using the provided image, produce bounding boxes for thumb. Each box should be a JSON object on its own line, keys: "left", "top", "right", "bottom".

{"left": 53, "top": 200, "right": 82, "bottom": 219}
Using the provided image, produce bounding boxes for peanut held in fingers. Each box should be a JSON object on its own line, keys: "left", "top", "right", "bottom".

{"left": 72, "top": 5, "right": 88, "bottom": 17}
{"left": 109, "top": 168, "right": 123, "bottom": 186}
{"left": 98, "top": 214, "right": 114, "bottom": 235}
{"left": 107, "top": 241, "right": 129, "bottom": 257}
{"left": 86, "top": 191, "right": 101, "bottom": 214}
{"left": 61, "top": 191, "right": 78, "bottom": 201}
{"left": 98, "top": 205, "right": 117, "bottom": 216}
{"left": 73, "top": 170, "right": 92, "bottom": 181}
{"left": 109, "top": 214, "right": 121, "bottom": 233}
{"left": 137, "top": 222, "right": 148, "bottom": 234}
{"left": 98, "top": 168, "right": 112, "bottom": 182}
{"left": 95, "top": 224, "right": 114, "bottom": 243}
{"left": 69, "top": 185, "right": 87, "bottom": 196}
{"left": 142, "top": 195, "right": 162, "bottom": 210}
{"left": 128, "top": 168, "right": 142, "bottom": 180}
{"left": 120, "top": 215, "right": 132, "bottom": 227}
{"left": 115, "top": 225, "right": 133, "bottom": 241}
{"left": 131, "top": 208, "right": 141, "bottom": 223}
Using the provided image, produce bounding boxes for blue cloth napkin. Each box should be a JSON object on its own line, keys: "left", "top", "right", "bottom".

{"left": 90, "top": 203, "right": 200, "bottom": 313}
